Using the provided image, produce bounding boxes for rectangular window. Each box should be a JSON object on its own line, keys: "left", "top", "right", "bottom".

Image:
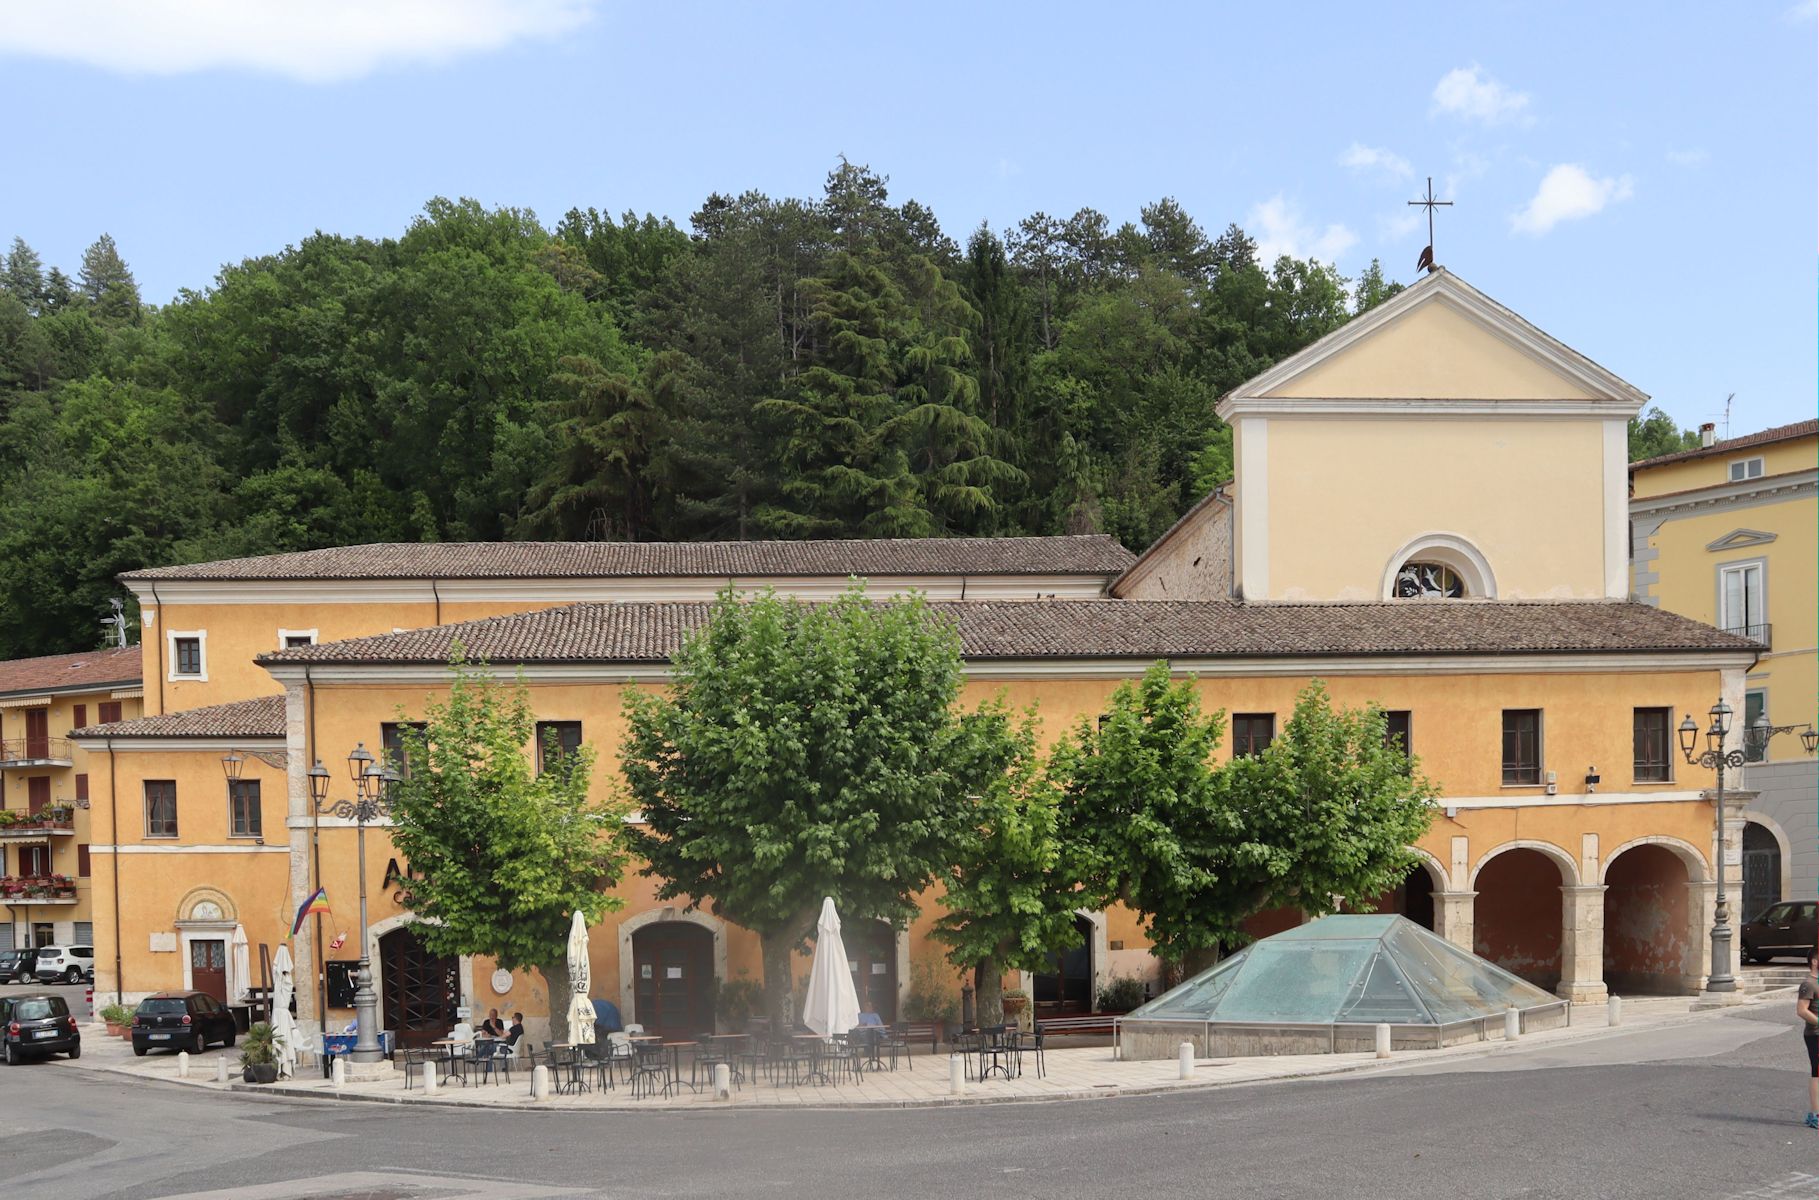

{"left": 27, "top": 777, "right": 49, "bottom": 815}
{"left": 71, "top": 704, "right": 86, "bottom": 730}
{"left": 381, "top": 721, "right": 428, "bottom": 780}
{"left": 1744, "top": 689, "right": 1768, "bottom": 764}
{"left": 1501, "top": 710, "right": 1543, "bottom": 786}
{"left": 77, "top": 844, "right": 91, "bottom": 878}
{"left": 98, "top": 701, "right": 122, "bottom": 725}
{"left": 20, "top": 845, "right": 50, "bottom": 876}
{"left": 228, "top": 779, "right": 262, "bottom": 839}
{"left": 1632, "top": 707, "right": 1672, "bottom": 783}
{"left": 1728, "top": 457, "right": 1765, "bottom": 482}
{"left": 173, "top": 636, "right": 203, "bottom": 676}
{"left": 1231, "top": 714, "right": 1275, "bottom": 759}
{"left": 536, "top": 721, "right": 584, "bottom": 773}
{"left": 1718, "top": 562, "right": 1766, "bottom": 640}
{"left": 144, "top": 780, "right": 178, "bottom": 838}
{"left": 74, "top": 773, "right": 88, "bottom": 802}
{"left": 1383, "top": 710, "right": 1413, "bottom": 756}
{"left": 279, "top": 630, "right": 316, "bottom": 649}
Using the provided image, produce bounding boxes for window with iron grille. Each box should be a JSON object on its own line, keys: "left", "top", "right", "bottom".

{"left": 1231, "top": 714, "right": 1275, "bottom": 759}
{"left": 1501, "top": 710, "right": 1542, "bottom": 786}
{"left": 228, "top": 779, "right": 262, "bottom": 839}
{"left": 1632, "top": 708, "right": 1672, "bottom": 782}
{"left": 144, "top": 780, "right": 178, "bottom": 838}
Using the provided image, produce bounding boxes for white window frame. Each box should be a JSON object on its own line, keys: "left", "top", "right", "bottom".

{"left": 1727, "top": 456, "right": 1765, "bottom": 482}
{"left": 1715, "top": 558, "right": 1767, "bottom": 637}
{"left": 277, "top": 628, "right": 317, "bottom": 650}
{"left": 166, "top": 629, "right": 207, "bottom": 682}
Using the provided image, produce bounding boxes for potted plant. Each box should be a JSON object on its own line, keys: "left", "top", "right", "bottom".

{"left": 1000, "top": 987, "right": 1032, "bottom": 1030}
{"left": 100, "top": 1003, "right": 131, "bottom": 1037}
{"left": 240, "top": 1021, "right": 280, "bottom": 1083}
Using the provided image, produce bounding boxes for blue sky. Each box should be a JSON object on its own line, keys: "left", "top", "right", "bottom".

{"left": 2, "top": 1, "right": 1813, "bottom": 432}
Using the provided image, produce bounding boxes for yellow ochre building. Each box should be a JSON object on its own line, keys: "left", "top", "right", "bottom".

{"left": 73, "top": 270, "right": 1774, "bottom": 1048}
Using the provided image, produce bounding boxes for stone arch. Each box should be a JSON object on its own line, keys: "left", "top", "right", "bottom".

{"left": 1470, "top": 839, "right": 1580, "bottom": 888}
{"left": 1408, "top": 847, "right": 1449, "bottom": 893}
{"left": 175, "top": 887, "right": 237, "bottom": 924}
{"left": 1381, "top": 533, "right": 1498, "bottom": 600}
{"left": 1598, "top": 836, "right": 1708, "bottom": 885}
{"left": 1738, "top": 810, "right": 1791, "bottom": 917}
{"left": 617, "top": 906, "right": 729, "bottom": 1032}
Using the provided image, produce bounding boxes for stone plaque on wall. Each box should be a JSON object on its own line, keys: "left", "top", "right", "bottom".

{"left": 149, "top": 932, "right": 177, "bottom": 952}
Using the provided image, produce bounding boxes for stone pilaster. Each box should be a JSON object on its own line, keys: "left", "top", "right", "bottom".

{"left": 283, "top": 680, "right": 320, "bottom": 1045}
{"left": 1434, "top": 891, "right": 1476, "bottom": 952}
{"left": 1557, "top": 884, "right": 1608, "bottom": 1003}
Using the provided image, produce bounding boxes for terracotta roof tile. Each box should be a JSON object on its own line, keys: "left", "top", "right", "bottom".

{"left": 259, "top": 599, "right": 1758, "bottom": 668}
{"left": 120, "top": 536, "right": 1136, "bottom": 583}
{"left": 73, "top": 695, "right": 285, "bottom": 740}
{"left": 0, "top": 645, "right": 142, "bottom": 698}
{"left": 1629, "top": 419, "right": 1818, "bottom": 471}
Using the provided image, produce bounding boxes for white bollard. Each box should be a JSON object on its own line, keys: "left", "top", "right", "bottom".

{"left": 1375, "top": 1023, "right": 1391, "bottom": 1059}
{"left": 423, "top": 1059, "right": 439, "bottom": 1094}
{"left": 530, "top": 1064, "right": 549, "bottom": 1100}
{"left": 1177, "top": 1041, "right": 1195, "bottom": 1079}
{"left": 215, "top": 1056, "right": 229, "bottom": 1084}
{"left": 948, "top": 1053, "right": 965, "bottom": 1095}
{"left": 177, "top": 1050, "right": 190, "bottom": 1079}
{"left": 331, "top": 1058, "right": 346, "bottom": 1088}
{"left": 713, "top": 1062, "right": 732, "bottom": 1101}
{"left": 1606, "top": 993, "right": 1622, "bottom": 1027}
{"left": 1504, "top": 1007, "right": 1521, "bottom": 1040}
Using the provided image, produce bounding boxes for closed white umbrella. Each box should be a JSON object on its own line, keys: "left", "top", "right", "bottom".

{"left": 565, "top": 909, "right": 595, "bottom": 1045}
{"left": 230, "top": 925, "right": 250, "bottom": 1001}
{"left": 270, "top": 943, "right": 298, "bottom": 1078}
{"left": 802, "top": 897, "right": 861, "bottom": 1038}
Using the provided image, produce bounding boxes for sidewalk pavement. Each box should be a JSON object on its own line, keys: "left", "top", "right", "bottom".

{"left": 52, "top": 990, "right": 1776, "bottom": 1113}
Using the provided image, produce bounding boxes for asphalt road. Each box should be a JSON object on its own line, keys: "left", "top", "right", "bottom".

{"left": 0, "top": 1004, "right": 1814, "bottom": 1200}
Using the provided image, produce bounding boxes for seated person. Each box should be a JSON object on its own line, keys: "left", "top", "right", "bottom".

{"left": 480, "top": 1007, "right": 504, "bottom": 1038}
{"left": 505, "top": 1012, "right": 525, "bottom": 1048}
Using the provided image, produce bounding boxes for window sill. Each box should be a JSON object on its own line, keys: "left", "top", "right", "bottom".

{"left": 1499, "top": 782, "right": 1546, "bottom": 789}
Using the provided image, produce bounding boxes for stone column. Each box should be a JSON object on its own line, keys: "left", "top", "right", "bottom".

{"left": 283, "top": 680, "right": 320, "bottom": 1043}
{"left": 1433, "top": 891, "right": 1476, "bottom": 951}
{"left": 1557, "top": 885, "right": 1609, "bottom": 1003}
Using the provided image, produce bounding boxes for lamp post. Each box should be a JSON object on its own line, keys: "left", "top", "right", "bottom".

{"left": 1679, "top": 702, "right": 1819, "bottom": 994}
{"left": 303, "top": 743, "right": 399, "bottom": 1064}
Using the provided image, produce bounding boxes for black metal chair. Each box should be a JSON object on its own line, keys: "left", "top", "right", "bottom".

{"left": 629, "top": 1041, "right": 671, "bottom": 1099}
{"left": 475, "top": 1039, "right": 513, "bottom": 1086}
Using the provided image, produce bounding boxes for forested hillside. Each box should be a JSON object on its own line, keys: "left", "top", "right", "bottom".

{"left": 0, "top": 162, "right": 1685, "bottom": 659}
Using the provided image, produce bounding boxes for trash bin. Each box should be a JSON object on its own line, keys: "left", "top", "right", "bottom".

{"left": 228, "top": 1004, "right": 252, "bottom": 1034}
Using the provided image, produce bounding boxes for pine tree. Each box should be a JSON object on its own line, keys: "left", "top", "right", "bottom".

{"left": 2, "top": 238, "right": 45, "bottom": 312}
{"left": 77, "top": 234, "right": 140, "bottom": 321}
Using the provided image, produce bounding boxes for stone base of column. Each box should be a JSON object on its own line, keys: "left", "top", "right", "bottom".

{"left": 1556, "top": 981, "right": 1608, "bottom": 1004}
{"left": 341, "top": 1057, "right": 395, "bottom": 1083}
{"left": 1690, "top": 990, "right": 1753, "bottom": 1011}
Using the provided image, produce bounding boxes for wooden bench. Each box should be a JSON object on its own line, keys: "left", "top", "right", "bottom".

{"left": 1035, "top": 1014, "right": 1121, "bottom": 1038}
{"left": 896, "top": 1021, "right": 943, "bottom": 1056}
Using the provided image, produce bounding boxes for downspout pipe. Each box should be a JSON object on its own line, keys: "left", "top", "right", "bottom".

{"left": 146, "top": 583, "right": 165, "bottom": 716}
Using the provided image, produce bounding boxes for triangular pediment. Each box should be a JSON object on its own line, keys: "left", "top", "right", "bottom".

{"left": 1705, "top": 528, "right": 1777, "bottom": 552}
{"left": 1216, "top": 270, "right": 1648, "bottom": 417}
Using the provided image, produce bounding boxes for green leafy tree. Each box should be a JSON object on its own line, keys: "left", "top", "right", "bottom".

{"left": 931, "top": 700, "right": 1083, "bottom": 1025}
{"left": 1628, "top": 406, "right": 1699, "bottom": 460}
{"left": 621, "top": 585, "right": 971, "bottom": 1027}
{"left": 1059, "top": 665, "right": 1435, "bottom": 973}
{"left": 385, "top": 656, "right": 631, "bottom": 1043}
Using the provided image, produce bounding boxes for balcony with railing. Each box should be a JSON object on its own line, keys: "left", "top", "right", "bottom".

{"left": 0, "top": 807, "right": 76, "bottom": 839}
{"left": 0, "top": 875, "right": 77, "bottom": 904}
{"left": 1722, "top": 622, "right": 1772, "bottom": 648}
{"left": 0, "top": 737, "right": 73, "bottom": 768}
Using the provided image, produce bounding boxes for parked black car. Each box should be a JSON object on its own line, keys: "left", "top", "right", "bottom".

{"left": 0, "top": 948, "right": 39, "bottom": 984}
{"left": 131, "top": 992, "right": 237, "bottom": 1057}
{"left": 0, "top": 993, "right": 80, "bottom": 1063}
{"left": 1741, "top": 901, "right": 1818, "bottom": 963}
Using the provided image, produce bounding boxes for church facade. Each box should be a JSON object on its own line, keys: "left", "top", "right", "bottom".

{"left": 74, "top": 269, "right": 1761, "bottom": 1047}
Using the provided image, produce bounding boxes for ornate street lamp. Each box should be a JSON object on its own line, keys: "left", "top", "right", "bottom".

{"left": 307, "top": 743, "right": 399, "bottom": 1065}
{"left": 220, "top": 751, "right": 244, "bottom": 782}
{"left": 1682, "top": 700, "right": 1819, "bottom": 994}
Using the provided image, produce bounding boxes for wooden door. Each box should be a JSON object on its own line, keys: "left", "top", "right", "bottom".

{"left": 23, "top": 710, "right": 47, "bottom": 760}
{"left": 632, "top": 923, "right": 714, "bottom": 1039}
{"left": 190, "top": 939, "right": 227, "bottom": 1003}
{"left": 380, "top": 926, "right": 459, "bottom": 1048}
{"left": 1033, "top": 915, "right": 1095, "bottom": 1014}
{"left": 26, "top": 777, "right": 49, "bottom": 816}
{"left": 847, "top": 921, "right": 898, "bottom": 1023}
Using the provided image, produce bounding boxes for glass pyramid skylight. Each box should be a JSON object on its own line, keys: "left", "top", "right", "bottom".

{"left": 1125, "top": 914, "right": 1560, "bottom": 1027}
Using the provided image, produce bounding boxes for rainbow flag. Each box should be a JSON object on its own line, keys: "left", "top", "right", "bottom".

{"left": 292, "top": 886, "right": 331, "bottom": 936}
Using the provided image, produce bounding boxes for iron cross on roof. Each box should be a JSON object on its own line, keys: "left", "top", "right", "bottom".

{"left": 1409, "top": 176, "right": 1452, "bottom": 275}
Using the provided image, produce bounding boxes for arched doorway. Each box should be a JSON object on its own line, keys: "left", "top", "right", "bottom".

{"left": 1741, "top": 822, "right": 1781, "bottom": 923}
{"left": 631, "top": 921, "right": 714, "bottom": 1039}
{"left": 1603, "top": 844, "right": 1694, "bottom": 995}
{"left": 379, "top": 926, "right": 459, "bottom": 1049}
{"left": 847, "top": 921, "right": 899, "bottom": 1023}
{"left": 1353, "top": 861, "right": 1439, "bottom": 931}
{"left": 1473, "top": 847, "right": 1568, "bottom": 991}
{"left": 1034, "top": 914, "right": 1095, "bottom": 1016}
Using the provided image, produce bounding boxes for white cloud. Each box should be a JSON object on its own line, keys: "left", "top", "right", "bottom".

{"left": 1665, "top": 147, "right": 1709, "bottom": 167}
{"left": 1250, "top": 195, "right": 1358, "bottom": 265}
{"left": 1382, "top": 210, "right": 1424, "bottom": 241}
{"left": 1510, "top": 164, "right": 1634, "bottom": 236}
{"left": 1432, "top": 65, "right": 1532, "bottom": 125}
{"left": 1339, "top": 142, "right": 1413, "bottom": 182}
{"left": 0, "top": 0, "right": 597, "bottom": 83}
{"left": 1786, "top": 0, "right": 1817, "bottom": 21}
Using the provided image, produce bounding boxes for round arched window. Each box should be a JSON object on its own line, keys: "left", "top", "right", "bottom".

{"left": 1393, "top": 561, "right": 1466, "bottom": 599}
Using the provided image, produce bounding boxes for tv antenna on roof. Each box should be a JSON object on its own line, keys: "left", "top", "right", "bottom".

{"left": 1409, "top": 176, "right": 1452, "bottom": 275}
